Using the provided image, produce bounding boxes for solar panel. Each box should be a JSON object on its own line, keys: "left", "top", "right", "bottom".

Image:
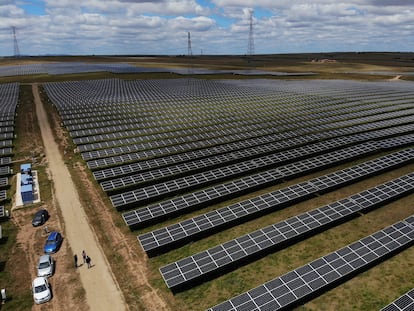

{"left": 0, "top": 206, "right": 4, "bottom": 218}
{"left": 0, "top": 190, "right": 6, "bottom": 202}
{"left": 159, "top": 172, "right": 414, "bottom": 290}
{"left": 381, "top": 288, "right": 414, "bottom": 311}
{"left": 205, "top": 215, "right": 414, "bottom": 311}
{"left": 0, "top": 166, "right": 10, "bottom": 176}
{"left": 138, "top": 149, "right": 414, "bottom": 255}
{"left": 0, "top": 177, "right": 8, "bottom": 188}
{"left": 125, "top": 144, "right": 413, "bottom": 229}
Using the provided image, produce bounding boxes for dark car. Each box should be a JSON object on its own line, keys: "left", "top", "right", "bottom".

{"left": 43, "top": 231, "right": 63, "bottom": 254}
{"left": 32, "top": 209, "right": 49, "bottom": 227}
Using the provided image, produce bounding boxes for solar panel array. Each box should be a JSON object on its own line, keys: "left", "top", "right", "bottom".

{"left": 206, "top": 214, "right": 414, "bottom": 311}
{"left": 122, "top": 132, "right": 414, "bottom": 227}
{"left": 381, "top": 288, "right": 414, "bottom": 311}
{"left": 159, "top": 171, "right": 414, "bottom": 290}
{"left": 41, "top": 78, "right": 414, "bottom": 309}
{"left": 0, "top": 63, "right": 314, "bottom": 77}
{"left": 140, "top": 148, "right": 414, "bottom": 255}
{"left": 0, "top": 83, "right": 18, "bottom": 205}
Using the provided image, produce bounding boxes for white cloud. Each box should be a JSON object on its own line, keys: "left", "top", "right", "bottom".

{"left": 0, "top": 0, "right": 413, "bottom": 56}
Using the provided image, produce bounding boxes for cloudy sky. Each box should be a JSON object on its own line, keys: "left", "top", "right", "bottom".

{"left": 0, "top": 0, "right": 413, "bottom": 56}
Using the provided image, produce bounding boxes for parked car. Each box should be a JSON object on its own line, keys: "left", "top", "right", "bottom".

{"left": 32, "top": 209, "right": 49, "bottom": 227}
{"left": 32, "top": 276, "right": 52, "bottom": 304}
{"left": 37, "top": 254, "right": 54, "bottom": 277}
{"left": 43, "top": 231, "right": 63, "bottom": 254}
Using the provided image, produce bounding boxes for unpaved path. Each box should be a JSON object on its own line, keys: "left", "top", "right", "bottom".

{"left": 32, "top": 83, "right": 128, "bottom": 311}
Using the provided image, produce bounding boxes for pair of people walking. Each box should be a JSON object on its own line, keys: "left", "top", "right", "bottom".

{"left": 74, "top": 250, "right": 92, "bottom": 268}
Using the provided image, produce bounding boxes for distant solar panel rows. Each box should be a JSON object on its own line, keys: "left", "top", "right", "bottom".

{"left": 83, "top": 111, "right": 414, "bottom": 168}
{"left": 0, "top": 62, "right": 149, "bottom": 77}
{"left": 224, "top": 79, "right": 414, "bottom": 99}
{"left": 137, "top": 147, "right": 414, "bottom": 255}
{"left": 100, "top": 121, "right": 414, "bottom": 194}
{"left": 160, "top": 171, "right": 414, "bottom": 290}
{"left": 83, "top": 100, "right": 414, "bottom": 168}
{"left": 65, "top": 88, "right": 411, "bottom": 135}
{"left": 206, "top": 214, "right": 414, "bottom": 311}
{"left": 0, "top": 206, "right": 5, "bottom": 218}
{"left": 0, "top": 63, "right": 315, "bottom": 78}
{"left": 45, "top": 79, "right": 412, "bottom": 124}
{"left": 112, "top": 131, "right": 414, "bottom": 211}
{"left": 0, "top": 83, "right": 18, "bottom": 202}
{"left": 44, "top": 80, "right": 414, "bottom": 166}
{"left": 72, "top": 94, "right": 414, "bottom": 148}
{"left": 381, "top": 288, "right": 414, "bottom": 311}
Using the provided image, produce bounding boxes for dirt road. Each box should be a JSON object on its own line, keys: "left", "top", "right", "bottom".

{"left": 32, "top": 83, "right": 128, "bottom": 311}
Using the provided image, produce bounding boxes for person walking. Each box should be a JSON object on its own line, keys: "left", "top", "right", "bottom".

{"left": 82, "top": 250, "right": 86, "bottom": 264}
{"left": 74, "top": 254, "right": 78, "bottom": 268}
{"left": 86, "top": 255, "right": 91, "bottom": 269}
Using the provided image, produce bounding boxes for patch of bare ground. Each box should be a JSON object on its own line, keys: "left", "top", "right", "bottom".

{"left": 40, "top": 86, "right": 171, "bottom": 311}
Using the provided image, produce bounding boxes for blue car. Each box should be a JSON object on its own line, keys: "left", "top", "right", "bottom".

{"left": 44, "top": 231, "right": 63, "bottom": 254}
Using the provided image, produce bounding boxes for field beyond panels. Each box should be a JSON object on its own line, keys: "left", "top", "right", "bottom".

{"left": 41, "top": 77, "right": 414, "bottom": 311}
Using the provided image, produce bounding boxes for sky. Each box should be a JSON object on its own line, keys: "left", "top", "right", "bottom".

{"left": 0, "top": 0, "right": 413, "bottom": 56}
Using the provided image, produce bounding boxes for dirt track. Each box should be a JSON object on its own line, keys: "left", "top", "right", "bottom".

{"left": 32, "top": 83, "right": 128, "bottom": 311}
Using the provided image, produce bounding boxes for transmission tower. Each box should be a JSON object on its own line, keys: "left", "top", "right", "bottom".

{"left": 12, "top": 26, "right": 20, "bottom": 57}
{"left": 187, "top": 32, "right": 193, "bottom": 56}
{"left": 187, "top": 32, "right": 194, "bottom": 76}
{"left": 247, "top": 9, "right": 254, "bottom": 56}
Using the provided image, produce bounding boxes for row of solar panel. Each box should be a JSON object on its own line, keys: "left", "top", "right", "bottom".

{"left": 82, "top": 99, "right": 414, "bottom": 165}
{"left": 83, "top": 111, "right": 414, "bottom": 168}
{"left": 57, "top": 90, "right": 413, "bottom": 128}
{"left": 112, "top": 131, "right": 414, "bottom": 211}
{"left": 63, "top": 98, "right": 413, "bottom": 153}
{"left": 73, "top": 102, "right": 414, "bottom": 148}
{"left": 160, "top": 171, "right": 414, "bottom": 290}
{"left": 381, "top": 288, "right": 414, "bottom": 311}
{"left": 99, "top": 122, "right": 414, "bottom": 194}
{"left": 137, "top": 147, "right": 414, "bottom": 256}
{"left": 122, "top": 139, "right": 412, "bottom": 230}
{"left": 0, "top": 83, "right": 18, "bottom": 205}
{"left": 45, "top": 79, "right": 414, "bottom": 115}
{"left": 206, "top": 214, "right": 414, "bottom": 310}
{"left": 64, "top": 92, "right": 407, "bottom": 135}
{"left": 49, "top": 80, "right": 412, "bottom": 141}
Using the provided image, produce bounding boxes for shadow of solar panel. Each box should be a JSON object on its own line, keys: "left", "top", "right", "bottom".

{"left": 206, "top": 215, "right": 414, "bottom": 311}
{"left": 139, "top": 149, "right": 414, "bottom": 256}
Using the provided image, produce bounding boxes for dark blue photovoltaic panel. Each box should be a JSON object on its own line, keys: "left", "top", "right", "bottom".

{"left": 206, "top": 215, "right": 414, "bottom": 311}
{"left": 138, "top": 149, "right": 414, "bottom": 255}
{"left": 381, "top": 288, "right": 414, "bottom": 311}
{"left": 159, "top": 172, "right": 414, "bottom": 289}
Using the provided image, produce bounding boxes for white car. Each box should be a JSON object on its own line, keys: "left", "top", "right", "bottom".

{"left": 37, "top": 254, "right": 54, "bottom": 277}
{"left": 32, "top": 277, "right": 52, "bottom": 304}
